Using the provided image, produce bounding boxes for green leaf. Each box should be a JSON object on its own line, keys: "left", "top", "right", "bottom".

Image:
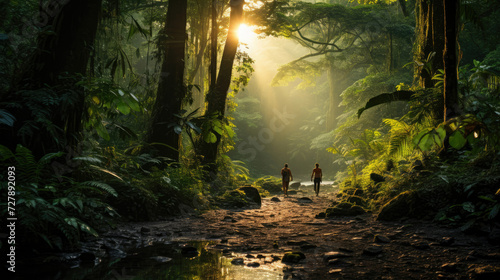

{"left": 204, "top": 132, "right": 217, "bottom": 143}
{"left": 357, "top": 90, "right": 414, "bottom": 118}
{"left": 225, "top": 125, "right": 235, "bottom": 138}
{"left": 116, "top": 100, "right": 131, "bottom": 115}
{"left": 124, "top": 96, "right": 140, "bottom": 112}
{"left": 462, "top": 202, "right": 475, "bottom": 213}
{"left": 435, "top": 127, "right": 446, "bottom": 146}
{"left": 96, "top": 122, "right": 110, "bottom": 141}
{"left": 449, "top": 130, "right": 467, "bottom": 149}
{"left": 489, "top": 204, "right": 500, "bottom": 220}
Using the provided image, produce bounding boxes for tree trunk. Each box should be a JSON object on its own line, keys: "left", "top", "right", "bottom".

{"left": 146, "top": 0, "right": 188, "bottom": 161}
{"left": 199, "top": 0, "right": 244, "bottom": 171}
{"left": 415, "top": 0, "right": 444, "bottom": 89}
{"left": 210, "top": 0, "right": 219, "bottom": 92}
{"left": 3, "top": 0, "right": 102, "bottom": 158}
{"left": 443, "top": 0, "right": 460, "bottom": 121}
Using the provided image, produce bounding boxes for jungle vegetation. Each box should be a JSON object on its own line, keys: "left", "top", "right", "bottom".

{"left": 1, "top": 0, "right": 499, "bottom": 252}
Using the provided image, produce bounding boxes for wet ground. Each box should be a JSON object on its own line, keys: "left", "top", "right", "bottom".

{"left": 23, "top": 183, "right": 500, "bottom": 279}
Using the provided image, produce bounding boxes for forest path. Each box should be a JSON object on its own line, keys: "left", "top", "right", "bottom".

{"left": 134, "top": 192, "right": 500, "bottom": 279}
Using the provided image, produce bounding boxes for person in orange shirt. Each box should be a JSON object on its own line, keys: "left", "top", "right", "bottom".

{"left": 311, "top": 163, "right": 322, "bottom": 196}
{"left": 281, "top": 163, "right": 293, "bottom": 197}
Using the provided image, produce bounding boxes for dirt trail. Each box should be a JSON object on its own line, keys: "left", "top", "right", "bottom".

{"left": 133, "top": 192, "right": 500, "bottom": 279}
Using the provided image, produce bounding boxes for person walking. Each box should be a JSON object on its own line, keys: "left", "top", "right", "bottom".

{"left": 281, "top": 163, "right": 293, "bottom": 197}
{"left": 311, "top": 163, "right": 322, "bottom": 196}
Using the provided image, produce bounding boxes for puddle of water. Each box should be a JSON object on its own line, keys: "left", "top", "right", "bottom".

{"left": 20, "top": 241, "right": 283, "bottom": 280}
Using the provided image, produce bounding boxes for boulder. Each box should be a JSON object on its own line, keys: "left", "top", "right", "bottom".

{"left": 325, "top": 202, "right": 366, "bottom": 217}
{"left": 282, "top": 251, "right": 306, "bottom": 263}
{"left": 377, "top": 191, "right": 415, "bottom": 221}
{"left": 289, "top": 182, "right": 301, "bottom": 189}
{"left": 239, "top": 186, "right": 262, "bottom": 206}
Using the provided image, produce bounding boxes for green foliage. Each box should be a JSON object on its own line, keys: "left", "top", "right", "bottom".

{"left": 253, "top": 175, "right": 282, "bottom": 194}
{"left": 0, "top": 145, "right": 118, "bottom": 250}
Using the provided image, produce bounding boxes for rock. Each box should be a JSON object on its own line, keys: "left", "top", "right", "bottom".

{"left": 247, "top": 262, "right": 260, "bottom": 267}
{"left": 289, "top": 182, "right": 301, "bottom": 189}
{"left": 439, "top": 237, "right": 455, "bottom": 246}
{"left": 239, "top": 186, "right": 262, "bottom": 206}
{"left": 315, "top": 212, "right": 326, "bottom": 219}
{"left": 257, "top": 254, "right": 265, "bottom": 259}
{"left": 412, "top": 241, "right": 430, "bottom": 250}
{"left": 298, "top": 197, "right": 313, "bottom": 203}
{"left": 246, "top": 254, "right": 255, "bottom": 258}
{"left": 346, "top": 195, "right": 366, "bottom": 206}
{"left": 370, "top": 173, "right": 385, "bottom": 183}
{"left": 282, "top": 251, "right": 306, "bottom": 263}
{"left": 271, "top": 197, "right": 281, "bottom": 202}
{"left": 231, "top": 258, "right": 244, "bottom": 265}
{"left": 300, "top": 243, "right": 317, "bottom": 251}
{"left": 287, "top": 240, "right": 309, "bottom": 246}
{"left": 140, "top": 226, "right": 151, "bottom": 233}
{"left": 325, "top": 202, "right": 366, "bottom": 217}
{"left": 363, "top": 245, "right": 383, "bottom": 256}
{"left": 377, "top": 191, "right": 415, "bottom": 221}
{"left": 374, "top": 235, "right": 391, "bottom": 243}
{"left": 223, "top": 216, "right": 237, "bottom": 223}
{"left": 288, "top": 190, "right": 298, "bottom": 195}
{"left": 468, "top": 265, "right": 500, "bottom": 280}
{"left": 150, "top": 256, "right": 173, "bottom": 263}
{"left": 323, "top": 251, "right": 351, "bottom": 262}
{"left": 328, "top": 259, "right": 354, "bottom": 267}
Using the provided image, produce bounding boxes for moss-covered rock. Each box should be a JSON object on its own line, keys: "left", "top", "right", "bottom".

{"left": 238, "top": 186, "right": 261, "bottom": 206}
{"left": 282, "top": 251, "right": 305, "bottom": 263}
{"left": 377, "top": 191, "right": 416, "bottom": 221}
{"left": 254, "top": 176, "right": 282, "bottom": 194}
{"left": 346, "top": 195, "right": 366, "bottom": 206}
{"left": 326, "top": 202, "right": 366, "bottom": 217}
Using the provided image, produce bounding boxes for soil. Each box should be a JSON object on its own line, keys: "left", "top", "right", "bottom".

{"left": 113, "top": 188, "right": 500, "bottom": 280}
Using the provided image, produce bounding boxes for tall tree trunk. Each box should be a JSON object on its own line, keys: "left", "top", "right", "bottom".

{"left": 443, "top": 0, "right": 460, "bottom": 121}
{"left": 210, "top": 0, "right": 219, "bottom": 92}
{"left": 199, "top": 0, "right": 244, "bottom": 171}
{"left": 3, "top": 0, "right": 102, "bottom": 158}
{"left": 146, "top": 0, "right": 188, "bottom": 161}
{"left": 415, "top": 0, "right": 444, "bottom": 89}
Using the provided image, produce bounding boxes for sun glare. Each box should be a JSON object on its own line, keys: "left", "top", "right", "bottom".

{"left": 237, "top": 23, "right": 256, "bottom": 43}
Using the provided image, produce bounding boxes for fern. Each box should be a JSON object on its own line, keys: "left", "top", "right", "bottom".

{"left": 81, "top": 181, "right": 118, "bottom": 197}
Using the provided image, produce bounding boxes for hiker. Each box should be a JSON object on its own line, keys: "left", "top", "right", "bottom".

{"left": 281, "top": 163, "right": 293, "bottom": 197}
{"left": 311, "top": 163, "right": 322, "bottom": 196}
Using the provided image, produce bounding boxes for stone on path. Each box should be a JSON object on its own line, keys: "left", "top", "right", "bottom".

{"left": 282, "top": 251, "right": 306, "bottom": 263}
{"left": 271, "top": 197, "right": 281, "bottom": 202}
{"left": 363, "top": 245, "right": 383, "bottom": 256}
{"left": 298, "top": 197, "right": 313, "bottom": 203}
{"left": 323, "top": 251, "right": 352, "bottom": 262}
{"left": 374, "top": 235, "right": 391, "bottom": 243}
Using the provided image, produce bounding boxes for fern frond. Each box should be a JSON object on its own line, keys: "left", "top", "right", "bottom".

{"left": 72, "top": 156, "right": 103, "bottom": 164}
{"left": 89, "top": 165, "right": 123, "bottom": 181}
{"left": 81, "top": 181, "right": 118, "bottom": 197}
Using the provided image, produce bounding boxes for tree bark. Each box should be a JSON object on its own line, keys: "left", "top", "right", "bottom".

{"left": 415, "top": 0, "right": 444, "bottom": 89}
{"left": 146, "top": 0, "right": 188, "bottom": 161}
{"left": 199, "top": 0, "right": 244, "bottom": 171}
{"left": 3, "top": 0, "right": 102, "bottom": 157}
{"left": 210, "top": 0, "right": 219, "bottom": 92}
{"left": 443, "top": 0, "right": 460, "bottom": 121}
